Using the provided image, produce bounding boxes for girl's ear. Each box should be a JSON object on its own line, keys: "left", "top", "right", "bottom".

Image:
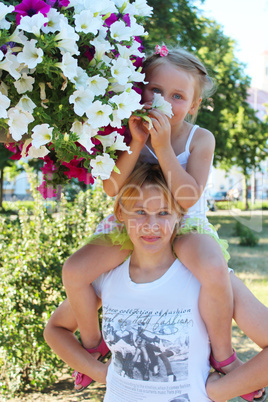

{"left": 189, "top": 97, "right": 202, "bottom": 115}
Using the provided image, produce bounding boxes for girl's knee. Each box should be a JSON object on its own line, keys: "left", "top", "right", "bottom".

{"left": 62, "top": 256, "right": 77, "bottom": 284}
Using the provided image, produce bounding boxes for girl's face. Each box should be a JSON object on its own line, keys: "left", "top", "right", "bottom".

{"left": 118, "top": 185, "right": 179, "bottom": 255}
{"left": 142, "top": 62, "right": 201, "bottom": 128}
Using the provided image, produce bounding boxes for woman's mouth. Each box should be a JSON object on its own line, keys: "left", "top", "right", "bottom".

{"left": 140, "top": 236, "right": 161, "bottom": 243}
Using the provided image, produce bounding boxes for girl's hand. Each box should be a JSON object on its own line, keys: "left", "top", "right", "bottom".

{"left": 129, "top": 114, "right": 149, "bottom": 145}
{"left": 147, "top": 109, "right": 172, "bottom": 152}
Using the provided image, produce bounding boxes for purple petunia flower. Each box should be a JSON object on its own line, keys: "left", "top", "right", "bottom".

{"left": 14, "top": 0, "right": 51, "bottom": 25}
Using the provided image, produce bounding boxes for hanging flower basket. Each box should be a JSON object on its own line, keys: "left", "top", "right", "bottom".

{"left": 0, "top": 0, "right": 153, "bottom": 197}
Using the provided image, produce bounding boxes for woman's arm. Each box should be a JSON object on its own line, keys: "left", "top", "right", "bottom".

{"left": 206, "top": 273, "right": 268, "bottom": 401}
{"left": 43, "top": 299, "right": 109, "bottom": 384}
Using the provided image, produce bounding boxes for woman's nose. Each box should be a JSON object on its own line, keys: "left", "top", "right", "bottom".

{"left": 142, "top": 215, "right": 159, "bottom": 232}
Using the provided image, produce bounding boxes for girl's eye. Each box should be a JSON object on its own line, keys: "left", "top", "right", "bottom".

{"left": 159, "top": 211, "right": 169, "bottom": 216}
{"left": 173, "top": 94, "right": 182, "bottom": 100}
{"left": 152, "top": 88, "right": 161, "bottom": 94}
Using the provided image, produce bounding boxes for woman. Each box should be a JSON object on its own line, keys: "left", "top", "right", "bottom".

{"left": 44, "top": 164, "right": 268, "bottom": 401}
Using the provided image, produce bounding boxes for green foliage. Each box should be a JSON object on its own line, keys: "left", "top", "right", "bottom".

{"left": 233, "top": 221, "right": 259, "bottom": 247}
{"left": 0, "top": 168, "right": 113, "bottom": 396}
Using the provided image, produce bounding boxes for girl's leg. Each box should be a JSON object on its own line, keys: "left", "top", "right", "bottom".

{"left": 206, "top": 274, "right": 268, "bottom": 401}
{"left": 62, "top": 243, "right": 130, "bottom": 349}
{"left": 43, "top": 299, "right": 109, "bottom": 385}
{"left": 207, "top": 273, "right": 268, "bottom": 402}
{"left": 174, "top": 233, "right": 236, "bottom": 369}
{"left": 231, "top": 273, "right": 268, "bottom": 349}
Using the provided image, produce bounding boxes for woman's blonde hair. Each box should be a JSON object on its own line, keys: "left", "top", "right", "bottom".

{"left": 143, "top": 47, "right": 215, "bottom": 122}
{"left": 114, "top": 163, "right": 185, "bottom": 242}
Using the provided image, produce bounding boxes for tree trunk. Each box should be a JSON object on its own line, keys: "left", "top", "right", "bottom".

{"left": 242, "top": 174, "right": 249, "bottom": 210}
{"left": 0, "top": 168, "right": 3, "bottom": 210}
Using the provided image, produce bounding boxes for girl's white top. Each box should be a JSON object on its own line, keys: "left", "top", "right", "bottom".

{"left": 139, "top": 125, "right": 212, "bottom": 222}
{"left": 93, "top": 257, "right": 211, "bottom": 402}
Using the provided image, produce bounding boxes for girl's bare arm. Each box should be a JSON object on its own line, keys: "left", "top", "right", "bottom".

{"left": 103, "top": 115, "right": 149, "bottom": 197}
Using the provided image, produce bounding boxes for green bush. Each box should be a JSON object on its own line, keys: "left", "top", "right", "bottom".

{"left": 0, "top": 168, "right": 113, "bottom": 396}
{"left": 234, "top": 221, "right": 259, "bottom": 247}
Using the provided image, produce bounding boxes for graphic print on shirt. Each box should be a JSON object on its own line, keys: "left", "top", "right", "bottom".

{"left": 102, "top": 305, "right": 193, "bottom": 384}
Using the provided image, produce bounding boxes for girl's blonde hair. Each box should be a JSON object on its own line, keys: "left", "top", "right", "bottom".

{"left": 143, "top": 47, "right": 215, "bottom": 122}
{"left": 114, "top": 163, "right": 185, "bottom": 242}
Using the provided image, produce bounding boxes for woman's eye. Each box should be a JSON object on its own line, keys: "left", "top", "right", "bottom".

{"left": 159, "top": 211, "right": 169, "bottom": 216}
{"left": 136, "top": 210, "right": 145, "bottom": 215}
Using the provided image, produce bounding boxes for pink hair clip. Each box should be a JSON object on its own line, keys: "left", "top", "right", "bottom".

{"left": 155, "top": 45, "right": 168, "bottom": 57}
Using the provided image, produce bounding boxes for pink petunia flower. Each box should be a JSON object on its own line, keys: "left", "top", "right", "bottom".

{"left": 37, "top": 180, "right": 57, "bottom": 199}
{"left": 14, "top": 0, "right": 51, "bottom": 25}
{"left": 62, "top": 157, "right": 94, "bottom": 185}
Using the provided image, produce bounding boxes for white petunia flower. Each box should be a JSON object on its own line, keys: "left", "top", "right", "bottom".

{"left": 69, "top": 88, "right": 94, "bottom": 116}
{"left": 0, "top": 51, "right": 21, "bottom": 80}
{"left": 7, "top": 107, "right": 34, "bottom": 141}
{"left": 90, "top": 153, "right": 115, "bottom": 180}
{"left": 85, "top": 0, "right": 117, "bottom": 14}
{"left": 111, "top": 58, "right": 132, "bottom": 86}
{"left": 0, "top": 3, "right": 14, "bottom": 29}
{"left": 109, "top": 134, "right": 131, "bottom": 154}
{"left": 56, "top": 53, "right": 78, "bottom": 80}
{"left": 0, "top": 93, "right": 10, "bottom": 119}
{"left": 9, "top": 27, "right": 28, "bottom": 45}
{"left": 17, "top": 39, "right": 43, "bottom": 69}
{"left": 14, "top": 72, "right": 35, "bottom": 94}
{"left": 86, "top": 101, "right": 113, "bottom": 129}
{"left": 90, "top": 36, "right": 112, "bottom": 62}
{"left": 28, "top": 145, "right": 50, "bottom": 158}
{"left": 31, "top": 124, "right": 53, "bottom": 149}
{"left": 71, "top": 120, "right": 98, "bottom": 153}
{"left": 110, "top": 109, "right": 123, "bottom": 128}
{"left": 71, "top": 66, "right": 90, "bottom": 89}
{"left": 110, "top": 89, "right": 141, "bottom": 120}
{"left": 129, "top": 40, "right": 145, "bottom": 58}
{"left": 129, "top": 0, "right": 153, "bottom": 17}
{"left": 74, "top": 10, "right": 102, "bottom": 35}
{"left": 16, "top": 95, "right": 36, "bottom": 114}
{"left": 110, "top": 20, "right": 132, "bottom": 42}
{"left": 87, "top": 75, "right": 109, "bottom": 96}
{"left": 42, "top": 8, "right": 68, "bottom": 34}
{"left": 152, "top": 93, "right": 173, "bottom": 118}
{"left": 96, "top": 132, "right": 131, "bottom": 154}
{"left": 55, "top": 24, "right": 79, "bottom": 55}
{"left": 19, "top": 14, "right": 48, "bottom": 37}
{"left": 129, "top": 16, "right": 147, "bottom": 37}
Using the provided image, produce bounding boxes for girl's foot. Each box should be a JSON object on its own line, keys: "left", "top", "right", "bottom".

{"left": 72, "top": 337, "right": 110, "bottom": 392}
{"left": 210, "top": 350, "right": 266, "bottom": 401}
{"left": 210, "top": 349, "right": 242, "bottom": 375}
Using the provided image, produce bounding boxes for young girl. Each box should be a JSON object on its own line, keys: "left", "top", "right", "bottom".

{"left": 44, "top": 164, "right": 268, "bottom": 401}
{"left": 62, "top": 47, "right": 244, "bottom": 390}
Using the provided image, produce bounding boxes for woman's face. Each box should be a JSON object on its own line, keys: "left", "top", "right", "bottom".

{"left": 118, "top": 184, "right": 179, "bottom": 255}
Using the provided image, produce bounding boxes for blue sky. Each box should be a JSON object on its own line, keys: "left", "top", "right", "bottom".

{"left": 196, "top": 0, "right": 268, "bottom": 84}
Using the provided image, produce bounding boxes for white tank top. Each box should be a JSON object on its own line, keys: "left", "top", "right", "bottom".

{"left": 139, "top": 125, "right": 212, "bottom": 220}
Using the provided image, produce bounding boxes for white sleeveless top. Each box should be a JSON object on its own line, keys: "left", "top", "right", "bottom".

{"left": 139, "top": 125, "right": 212, "bottom": 221}
{"left": 93, "top": 257, "right": 211, "bottom": 401}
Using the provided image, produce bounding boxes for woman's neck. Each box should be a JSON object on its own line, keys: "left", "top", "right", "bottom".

{"left": 129, "top": 248, "right": 176, "bottom": 284}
